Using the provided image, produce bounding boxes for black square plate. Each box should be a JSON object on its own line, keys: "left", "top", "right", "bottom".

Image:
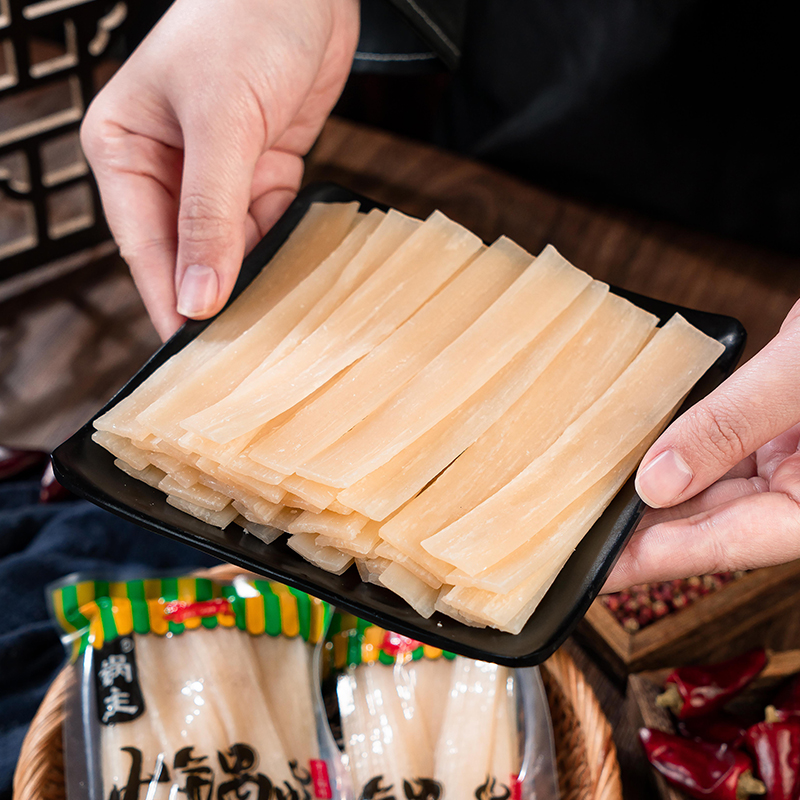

{"left": 52, "top": 183, "right": 746, "bottom": 666}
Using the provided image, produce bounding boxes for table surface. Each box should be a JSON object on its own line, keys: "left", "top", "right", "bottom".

{"left": 2, "top": 116, "right": 799, "bottom": 798}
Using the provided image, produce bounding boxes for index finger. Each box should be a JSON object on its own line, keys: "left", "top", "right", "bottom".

{"left": 82, "top": 123, "right": 185, "bottom": 340}
{"left": 635, "top": 308, "right": 800, "bottom": 508}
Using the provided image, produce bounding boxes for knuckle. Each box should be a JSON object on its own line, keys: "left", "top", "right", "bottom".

{"left": 690, "top": 401, "right": 750, "bottom": 465}
{"left": 698, "top": 513, "right": 730, "bottom": 574}
{"left": 80, "top": 112, "right": 128, "bottom": 170}
{"left": 118, "top": 235, "right": 176, "bottom": 265}
{"left": 178, "top": 194, "right": 236, "bottom": 246}
{"left": 79, "top": 105, "right": 106, "bottom": 162}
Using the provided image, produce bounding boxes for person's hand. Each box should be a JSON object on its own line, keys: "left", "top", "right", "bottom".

{"left": 81, "top": 0, "right": 359, "bottom": 340}
{"left": 605, "top": 298, "right": 800, "bottom": 592}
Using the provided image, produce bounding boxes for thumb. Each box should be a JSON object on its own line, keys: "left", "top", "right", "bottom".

{"left": 635, "top": 308, "right": 800, "bottom": 508}
{"left": 174, "top": 117, "right": 262, "bottom": 320}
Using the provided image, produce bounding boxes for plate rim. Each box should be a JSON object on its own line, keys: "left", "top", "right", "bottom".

{"left": 52, "top": 181, "right": 747, "bottom": 666}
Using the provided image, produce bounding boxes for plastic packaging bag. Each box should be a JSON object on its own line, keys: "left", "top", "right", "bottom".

{"left": 325, "top": 614, "right": 560, "bottom": 800}
{"left": 49, "top": 573, "right": 340, "bottom": 800}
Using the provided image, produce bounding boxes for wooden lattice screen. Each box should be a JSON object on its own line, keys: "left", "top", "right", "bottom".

{"left": 0, "top": 0, "right": 131, "bottom": 281}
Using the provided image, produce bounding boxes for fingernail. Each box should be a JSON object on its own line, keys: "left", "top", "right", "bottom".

{"left": 635, "top": 450, "right": 693, "bottom": 507}
{"left": 176, "top": 264, "right": 218, "bottom": 317}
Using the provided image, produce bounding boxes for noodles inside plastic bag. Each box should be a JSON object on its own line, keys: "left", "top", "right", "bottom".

{"left": 329, "top": 618, "right": 559, "bottom": 800}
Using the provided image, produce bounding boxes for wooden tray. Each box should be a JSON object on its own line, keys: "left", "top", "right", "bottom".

{"left": 627, "top": 648, "right": 800, "bottom": 800}
{"left": 577, "top": 559, "right": 800, "bottom": 680}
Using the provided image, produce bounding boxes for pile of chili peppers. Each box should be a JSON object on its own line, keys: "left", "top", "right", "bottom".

{"left": 641, "top": 648, "right": 800, "bottom": 800}
{"left": 603, "top": 573, "right": 748, "bottom": 632}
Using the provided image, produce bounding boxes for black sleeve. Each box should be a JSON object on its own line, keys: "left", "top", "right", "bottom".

{"left": 355, "top": 0, "right": 468, "bottom": 73}
{"left": 383, "top": 0, "right": 467, "bottom": 69}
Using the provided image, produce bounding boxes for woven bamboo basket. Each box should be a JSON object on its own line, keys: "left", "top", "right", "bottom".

{"left": 13, "top": 566, "right": 622, "bottom": 800}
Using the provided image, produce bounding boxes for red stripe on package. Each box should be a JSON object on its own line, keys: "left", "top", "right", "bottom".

{"left": 310, "top": 759, "right": 332, "bottom": 799}
{"left": 163, "top": 598, "right": 232, "bottom": 623}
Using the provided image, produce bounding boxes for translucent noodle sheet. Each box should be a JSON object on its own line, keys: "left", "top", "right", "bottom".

{"left": 327, "top": 615, "right": 559, "bottom": 800}
{"left": 184, "top": 210, "right": 482, "bottom": 443}
{"left": 94, "top": 201, "right": 361, "bottom": 443}
{"left": 420, "top": 315, "right": 725, "bottom": 576}
{"left": 50, "top": 574, "right": 343, "bottom": 800}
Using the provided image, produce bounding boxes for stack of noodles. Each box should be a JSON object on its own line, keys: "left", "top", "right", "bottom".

{"left": 93, "top": 202, "right": 725, "bottom": 633}
{"left": 330, "top": 619, "right": 521, "bottom": 799}
{"left": 51, "top": 576, "right": 331, "bottom": 800}
{"left": 340, "top": 657, "right": 518, "bottom": 798}
{"left": 113, "top": 628, "right": 316, "bottom": 799}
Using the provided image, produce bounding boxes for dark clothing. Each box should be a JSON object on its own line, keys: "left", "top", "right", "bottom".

{"left": 360, "top": 0, "right": 800, "bottom": 254}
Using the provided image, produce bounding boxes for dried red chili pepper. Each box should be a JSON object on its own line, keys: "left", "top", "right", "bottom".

{"left": 657, "top": 649, "right": 768, "bottom": 719}
{"left": 640, "top": 728, "right": 765, "bottom": 799}
{"left": 744, "top": 717, "right": 800, "bottom": 800}
{"left": 678, "top": 713, "right": 749, "bottom": 748}
{"left": 766, "top": 675, "right": 800, "bottom": 723}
